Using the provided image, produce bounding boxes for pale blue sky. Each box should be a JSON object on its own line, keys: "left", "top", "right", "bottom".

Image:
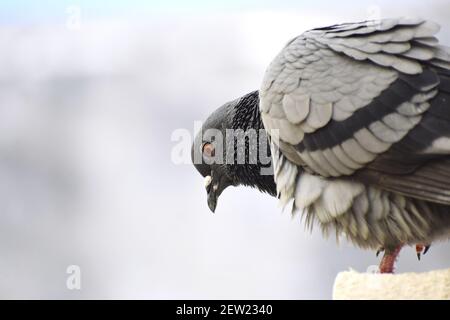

{"left": 2, "top": 0, "right": 447, "bottom": 24}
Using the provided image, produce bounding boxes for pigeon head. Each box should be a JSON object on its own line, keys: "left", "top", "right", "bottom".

{"left": 191, "top": 91, "right": 277, "bottom": 213}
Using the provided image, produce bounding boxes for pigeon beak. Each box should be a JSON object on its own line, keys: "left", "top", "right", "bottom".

{"left": 207, "top": 189, "right": 218, "bottom": 213}
{"left": 205, "top": 175, "right": 218, "bottom": 213}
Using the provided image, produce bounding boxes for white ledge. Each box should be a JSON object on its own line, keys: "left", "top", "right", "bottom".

{"left": 333, "top": 268, "right": 450, "bottom": 300}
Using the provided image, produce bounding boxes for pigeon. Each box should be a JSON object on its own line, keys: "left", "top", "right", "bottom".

{"left": 192, "top": 18, "right": 450, "bottom": 273}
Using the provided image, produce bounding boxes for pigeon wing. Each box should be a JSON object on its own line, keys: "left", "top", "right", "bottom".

{"left": 260, "top": 18, "right": 450, "bottom": 205}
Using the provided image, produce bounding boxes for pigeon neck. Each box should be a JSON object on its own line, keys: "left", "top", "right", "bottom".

{"left": 230, "top": 91, "right": 277, "bottom": 196}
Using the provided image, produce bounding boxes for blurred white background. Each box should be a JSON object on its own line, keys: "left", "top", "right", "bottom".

{"left": 0, "top": 0, "right": 449, "bottom": 299}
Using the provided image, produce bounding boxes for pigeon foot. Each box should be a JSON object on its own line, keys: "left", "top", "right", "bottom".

{"left": 415, "top": 243, "right": 431, "bottom": 261}
{"left": 379, "top": 245, "right": 402, "bottom": 274}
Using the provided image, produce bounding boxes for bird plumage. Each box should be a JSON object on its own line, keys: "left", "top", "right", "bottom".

{"left": 193, "top": 17, "right": 450, "bottom": 261}
{"left": 260, "top": 18, "right": 450, "bottom": 251}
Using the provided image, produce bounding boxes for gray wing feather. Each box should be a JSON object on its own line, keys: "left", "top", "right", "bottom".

{"left": 260, "top": 18, "right": 450, "bottom": 205}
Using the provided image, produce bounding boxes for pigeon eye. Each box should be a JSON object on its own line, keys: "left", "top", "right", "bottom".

{"left": 202, "top": 142, "right": 215, "bottom": 158}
